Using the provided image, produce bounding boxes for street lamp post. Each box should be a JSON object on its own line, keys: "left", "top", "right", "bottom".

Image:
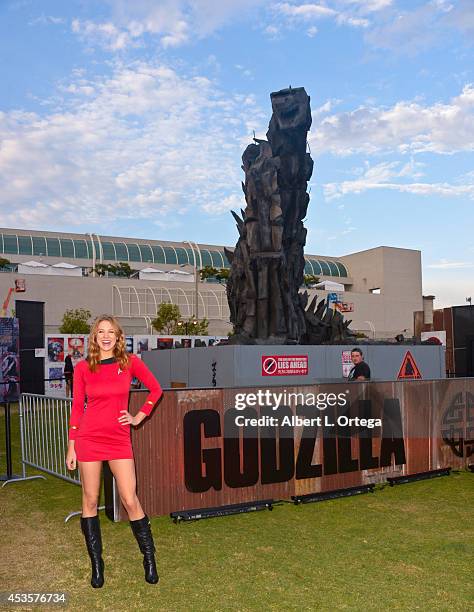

{"left": 194, "top": 266, "right": 199, "bottom": 320}
{"left": 364, "top": 320, "right": 376, "bottom": 339}
{"left": 179, "top": 261, "right": 200, "bottom": 320}
{"left": 183, "top": 240, "right": 201, "bottom": 320}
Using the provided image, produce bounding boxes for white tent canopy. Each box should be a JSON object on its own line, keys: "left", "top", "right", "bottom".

{"left": 50, "top": 262, "right": 82, "bottom": 276}
{"left": 52, "top": 262, "right": 79, "bottom": 268}
{"left": 140, "top": 267, "right": 166, "bottom": 273}
{"left": 139, "top": 267, "right": 167, "bottom": 280}
{"left": 313, "top": 280, "right": 345, "bottom": 292}
{"left": 18, "top": 260, "right": 50, "bottom": 275}
{"left": 18, "top": 260, "right": 83, "bottom": 276}
{"left": 20, "top": 260, "right": 48, "bottom": 267}
{"left": 167, "top": 269, "right": 194, "bottom": 283}
{"left": 139, "top": 266, "right": 194, "bottom": 282}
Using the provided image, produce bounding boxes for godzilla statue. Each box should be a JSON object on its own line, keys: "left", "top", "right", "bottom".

{"left": 225, "top": 86, "right": 356, "bottom": 345}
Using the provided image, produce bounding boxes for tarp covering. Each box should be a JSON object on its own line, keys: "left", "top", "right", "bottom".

{"left": 139, "top": 267, "right": 194, "bottom": 282}
{"left": 313, "top": 280, "right": 345, "bottom": 291}
{"left": 18, "top": 261, "right": 82, "bottom": 276}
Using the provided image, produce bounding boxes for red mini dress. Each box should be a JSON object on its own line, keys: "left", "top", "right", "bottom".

{"left": 68, "top": 354, "right": 163, "bottom": 461}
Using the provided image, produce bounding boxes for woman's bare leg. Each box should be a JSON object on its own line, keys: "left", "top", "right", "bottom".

{"left": 78, "top": 460, "right": 102, "bottom": 517}
{"left": 107, "top": 458, "right": 144, "bottom": 520}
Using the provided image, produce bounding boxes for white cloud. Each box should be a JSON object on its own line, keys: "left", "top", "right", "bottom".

{"left": 71, "top": 0, "right": 267, "bottom": 51}
{"left": 161, "top": 20, "right": 189, "bottom": 48}
{"left": 310, "top": 85, "right": 474, "bottom": 156}
{"left": 324, "top": 160, "right": 474, "bottom": 200}
{"left": 269, "top": 0, "right": 393, "bottom": 35}
{"left": 276, "top": 3, "right": 337, "bottom": 19}
{"left": 398, "top": 158, "right": 426, "bottom": 179}
{"left": 444, "top": 0, "right": 474, "bottom": 35}
{"left": 23, "top": 0, "right": 474, "bottom": 55}
{"left": 427, "top": 260, "right": 474, "bottom": 269}
{"left": 364, "top": 4, "right": 441, "bottom": 54}
{"left": 336, "top": 14, "right": 369, "bottom": 27}
{"left": 235, "top": 65, "right": 253, "bottom": 78}
{"left": 201, "top": 193, "right": 246, "bottom": 215}
{"left": 313, "top": 99, "right": 340, "bottom": 115}
{"left": 29, "top": 15, "right": 66, "bottom": 26}
{"left": 272, "top": 0, "right": 373, "bottom": 30}
{"left": 72, "top": 19, "right": 136, "bottom": 51}
{"left": 0, "top": 61, "right": 261, "bottom": 230}
{"left": 267, "top": 0, "right": 473, "bottom": 53}
{"left": 264, "top": 24, "right": 280, "bottom": 36}
{"left": 365, "top": 0, "right": 474, "bottom": 53}
{"left": 342, "top": 0, "right": 393, "bottom": 12}
{"left": 431, "top": 0, "right": 454, "bottom": 14}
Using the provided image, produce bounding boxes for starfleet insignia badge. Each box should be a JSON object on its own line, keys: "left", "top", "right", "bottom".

{"left": 118, "top": 368, "right": 123, "bottom": 375}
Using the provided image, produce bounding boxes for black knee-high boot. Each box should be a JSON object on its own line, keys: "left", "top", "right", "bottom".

{"left": 80, "top": 515, "right": 105, "bottom": 588}
{"left": 129, "top": 514, "right": 159, "bottom": 584}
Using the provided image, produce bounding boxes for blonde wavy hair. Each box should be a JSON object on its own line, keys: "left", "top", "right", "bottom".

{"left": 87, "top": 314, "right": 131, "bottom": 373}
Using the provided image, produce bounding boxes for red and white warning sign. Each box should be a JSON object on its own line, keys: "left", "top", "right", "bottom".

{"left": 397, "top": 350, "right": 422, "bottom": 379}
{"left": 261, "top": 355, "right": 308, "bottom": 376}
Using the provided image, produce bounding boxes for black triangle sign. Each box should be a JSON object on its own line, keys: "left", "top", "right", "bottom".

{"left": 397, "top": 350, "right": 422, "bottom": 379}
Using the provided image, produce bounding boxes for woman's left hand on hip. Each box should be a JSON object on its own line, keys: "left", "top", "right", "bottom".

{"left": 118, "top": 410, "right": 139, "bottom": 426}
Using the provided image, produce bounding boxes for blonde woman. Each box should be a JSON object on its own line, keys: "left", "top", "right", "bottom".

{"left": 66, "top": 315, "right": 163, "bottom": 588}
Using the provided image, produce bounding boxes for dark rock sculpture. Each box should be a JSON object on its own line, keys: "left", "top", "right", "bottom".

{"left": 226, "top": 87, "right": 355, "bottom": 345}
{"left": 301, "top": 292, "right": 357, "bottom": 344}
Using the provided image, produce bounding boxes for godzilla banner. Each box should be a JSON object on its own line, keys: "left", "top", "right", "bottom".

{"left": 121, "top": 379, "right": 473, "bottom": 519}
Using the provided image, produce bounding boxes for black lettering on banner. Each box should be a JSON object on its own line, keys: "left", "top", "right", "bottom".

{"left": 260, "top": 406, "right": 295, "bottom": 484}
{"left": 380, "top": 399, "right": 407, "bottom": 467}
{"left": 358, "top": 399, "right": 379, "bottom": 470}
{"left": 211, "top": 361, "right": 217, "bottom": 387}
{"left": 323, "top": 404, "right": 338, "bottom": 475}
{"left": 224, "top": 407, "right": 259, "bottom": 488}
{"left": 337, "top": 401, "right": 359, "bottom": 473}
{"left": 183, "top": 409, "right": 222, "bottom": 493}
{"left": 295, "top": 404, "right": 322, "bottom": 479}
{"left": 441, "top": 392, "right": 474, "bottom": 458}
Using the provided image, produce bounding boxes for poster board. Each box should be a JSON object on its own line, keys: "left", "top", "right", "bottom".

{"left": 0, "top": 318, "right": 20, "bottom": 402}
{"left": 342, "top": 350, "right": 353, "bottom": 378}
{"left": 44, "top": 334, "right": 88, "bottom": 396}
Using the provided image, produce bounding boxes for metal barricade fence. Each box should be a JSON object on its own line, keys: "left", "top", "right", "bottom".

{"left": 5, "top": 392, "right": 133, "bottom": 521}
{"left": 19, "top": 393, "right": 81, "bottom": 485}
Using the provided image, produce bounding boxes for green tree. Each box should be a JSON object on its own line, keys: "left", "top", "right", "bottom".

{"left": 59, "top": 308, "right": 92, "bottom": 334}
{"left": 151, "top": 303, "right": 182, "bottom": 334}
{"left": 90, "top": 262, "right": 134, "bottom": 277}
{"left": 0, "top": 257, "right": 11, "bottom": 269}
{"left": 90, "top": 264, "right": 109, "bottom": 277}
{"left": 199, "top": 266, "right": 229, "bottom": 283}
{"left": 303, "top": 274, "right": 320, "bottom": 288}
{"left": 114, "top": 262, "right": 133, "bottom": 277}
{"left": 175, "top": 316, "right": 209, "bottom": 336}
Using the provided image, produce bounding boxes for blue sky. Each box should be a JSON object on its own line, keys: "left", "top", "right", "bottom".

{"left": 0, "top": 0, "right": 473, "bottom": 307}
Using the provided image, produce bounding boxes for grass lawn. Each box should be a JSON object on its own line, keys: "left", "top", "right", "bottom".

{"left": 1, "top": 405, "right": 473, "bottom": 611}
